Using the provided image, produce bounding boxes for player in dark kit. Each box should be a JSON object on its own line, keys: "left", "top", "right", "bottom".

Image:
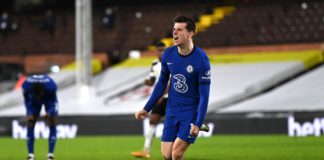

{"left": 135, "top": 15, "right": 211, "bottom": 160}
{"left": 22, "top": 74, "right": 58, "bottom": 160}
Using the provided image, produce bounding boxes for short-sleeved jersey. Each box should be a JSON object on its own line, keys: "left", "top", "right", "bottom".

{"left": 22, "top": 74, "right": 58, "bottom": 107}
{"left": 161, "top": 46, "right": 211, "bottom": 118}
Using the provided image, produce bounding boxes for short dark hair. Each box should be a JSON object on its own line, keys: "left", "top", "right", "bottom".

{"left": 173, "top": 15, "right": 196, "bottom": 33}
{"left": 155, "top": 41, "right": 166, "bottom": 47}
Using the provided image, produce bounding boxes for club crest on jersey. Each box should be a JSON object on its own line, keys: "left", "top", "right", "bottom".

{"left": 186, "top": 65, "right": 193, "bottom": 73}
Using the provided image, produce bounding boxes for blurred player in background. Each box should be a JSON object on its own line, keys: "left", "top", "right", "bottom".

{"left": 135, "top": 15, "right": 211, "bottom": 160}
{"left": 22, "top": 74, "right": 58, "bottom": 160}
{"left": 131, "top": 42, "right": 169, "bottom": 158}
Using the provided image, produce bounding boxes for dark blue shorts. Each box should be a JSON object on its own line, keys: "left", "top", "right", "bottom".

{"left": 161, "top": 116, "right": 197, "bottom": 144}
{"left": 26, "top": 101, "right": 58, "bottom": 117}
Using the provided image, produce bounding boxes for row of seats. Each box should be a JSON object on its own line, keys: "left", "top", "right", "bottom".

{"left": 0, "top": 3, "right": 208, "bottom": 56}
{"left": 195, "top": 0, "right": 324, "bottom": 47}
{"left": 0, "top": 63, "right": 23, "bottom": 81}
{"left": 1, "top": 0, "right": 323, "bottom": 56}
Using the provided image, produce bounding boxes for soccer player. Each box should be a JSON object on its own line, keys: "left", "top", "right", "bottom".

{"left": 132, "top": 41, "right": 210, "bottom": 159}
{"left": 135, "top": 15, "right": 211, "bottom": 160}
{"left": 22, "top": 74, "right": 58, "bottom": 160}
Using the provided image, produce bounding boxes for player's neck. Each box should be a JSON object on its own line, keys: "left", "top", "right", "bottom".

{"left": 177, "top": 41, "right": 194, "bottom": 56}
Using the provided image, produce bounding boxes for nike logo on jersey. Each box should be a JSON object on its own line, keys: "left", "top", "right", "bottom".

{"left": 167, "top": 62, "right": 173, "bottom": 65}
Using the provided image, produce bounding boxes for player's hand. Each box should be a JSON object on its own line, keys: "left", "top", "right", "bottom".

{"left": 190, "top": 123, "right": 199, "bottom": 137}
{"left": 144, "top": 79, "right": 154, "bottom": 86}
{"left": 135, "top": 109, "right": 148, "bottom": 120}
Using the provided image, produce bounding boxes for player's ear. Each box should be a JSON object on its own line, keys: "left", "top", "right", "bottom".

{"left": 188, "top": 31, "right": 194, "bottom": 38}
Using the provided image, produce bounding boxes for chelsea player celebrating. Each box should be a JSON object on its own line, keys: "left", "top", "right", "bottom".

{"left": 135, "top": 15, "right": 211, "bottom": 160}
{"left": 22, "top": 74, "right": 58, "bottom": 160}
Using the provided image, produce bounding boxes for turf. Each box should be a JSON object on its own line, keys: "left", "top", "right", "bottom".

{"left": 0, "top": 135, "right": 323, "bottom": 160}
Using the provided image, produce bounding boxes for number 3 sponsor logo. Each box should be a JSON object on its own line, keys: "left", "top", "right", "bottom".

{"left": 173, "top": 74, "right": 188, "bottom": 93}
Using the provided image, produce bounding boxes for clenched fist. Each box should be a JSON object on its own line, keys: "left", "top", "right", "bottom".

{"left": 135, "top": 109, "right": 148, "bottom": 120}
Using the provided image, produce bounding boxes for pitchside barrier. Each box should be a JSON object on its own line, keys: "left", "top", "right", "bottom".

{"left": 0, "top": 112, "right": 323, "bottom": 139}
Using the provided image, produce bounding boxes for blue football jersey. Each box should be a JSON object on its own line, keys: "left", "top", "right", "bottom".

{"left": 22, "top": 74, "right": 58, "bottom": 106}
{"left": 144, "top": 45, "right": 211, "bottom": 127}
{"left": 161, "top": 46, "right": 211, "bottom": 117}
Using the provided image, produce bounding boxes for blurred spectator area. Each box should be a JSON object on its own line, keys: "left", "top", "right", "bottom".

{"left": 196, "top": 0, "right": 324, "bottom": 47}
{"left": 0, "top": 2, "right": 209, "bottom": 56}
{"left": 0, "top": 11, "right": 19, "bottom": 38}
{"left": 0, "top": 62, "right": 23, "bottom": 81}
{"left": 0, "top": 0, "right": 324, "bottom": 71}
{"left": 0, "top": 62, "right": 23, "bottom": 93}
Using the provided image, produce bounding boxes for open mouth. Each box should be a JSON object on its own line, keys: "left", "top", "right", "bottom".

{"left": 174, "top": 36, "right": 179, "bottom": 41}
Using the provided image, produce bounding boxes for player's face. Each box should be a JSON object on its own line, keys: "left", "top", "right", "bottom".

{"left": 173, "top": 23, "right": 192, "bottom": 46}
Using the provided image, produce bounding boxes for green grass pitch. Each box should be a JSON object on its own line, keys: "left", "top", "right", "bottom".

{"left": 0, "top": 135, "right": 323, "bottom": 160}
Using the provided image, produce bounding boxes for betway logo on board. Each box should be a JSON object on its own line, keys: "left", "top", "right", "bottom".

{"left": 12, "top": 120, "right": 78, "bottom": 139}
{"left": 288, "top": 116, "right": 324, "bottom": 137}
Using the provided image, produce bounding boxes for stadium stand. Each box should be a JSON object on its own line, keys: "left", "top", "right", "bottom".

{"left": 0, "top": 63, "right": 297, "bottom": 116}
{"left": 0, "top": 63, "right": 23, "bottom": 93}
{"left": 196, "top": 0, "right": 324, "bottom": 47}
{"left": 0, "top": 0, "right": 323, "bottom": 56}
{"left": 218, "top": 63, "right": 324, "bottom": 113}
{"left": 1, "top": 48, "right": 322, "bottom": 116}
{"left": 1, "top": 0, "right": 324, "bottom": 135}
{"left": 1, "top": 0, "right": 322, "bottom": 71}
{"left": 0, "top": 3, "right": 211, "bottom": 55}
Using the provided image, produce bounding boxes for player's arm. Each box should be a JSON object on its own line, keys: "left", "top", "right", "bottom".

{"left": 144, "top": 68, "right": 156, "bottom": 86}
{"left": 49, "top": 91, "right": 58, "bottom": 103}
{"left": 144, "top": 76, "right": 156, "bottom": 86}
{"left": 22, "top": 89, "right": 31, "bottom": 107}
{"left": 136, "top": 49, "right": 170, "bottom": 120}
{"left": 195, "top": 57, "right": 211, "bottom": 128}
{"left": 46, "top": 78, "right": 59, "bottom": 105}
{"left": 143, "top": 51, "right": 170, "bottom": 112}
{"left": 136, "top": 75, "right": 169, "bottom": 120}
{"left": 195, "top": 84, "right": 210, "bottom": 128}
{"left": 164, "top": 78, "right": 171, "bottom": 95}
{"left": 143, "top": 71, "right": 169, "bottom": 112}
{"left": 191, "top": 82, "right": 210, "bottom": 136}
{"left": 144, "top": 61, "right": 158, "bottom": 86}
{"left": 22, "top": 81, "right": 31, "bottom": 108}
{"left": 136, "top": 72, "right": 169, "bottom": 120}
{"left": 156, "top": 78, "right": 170, "bottom": 106}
